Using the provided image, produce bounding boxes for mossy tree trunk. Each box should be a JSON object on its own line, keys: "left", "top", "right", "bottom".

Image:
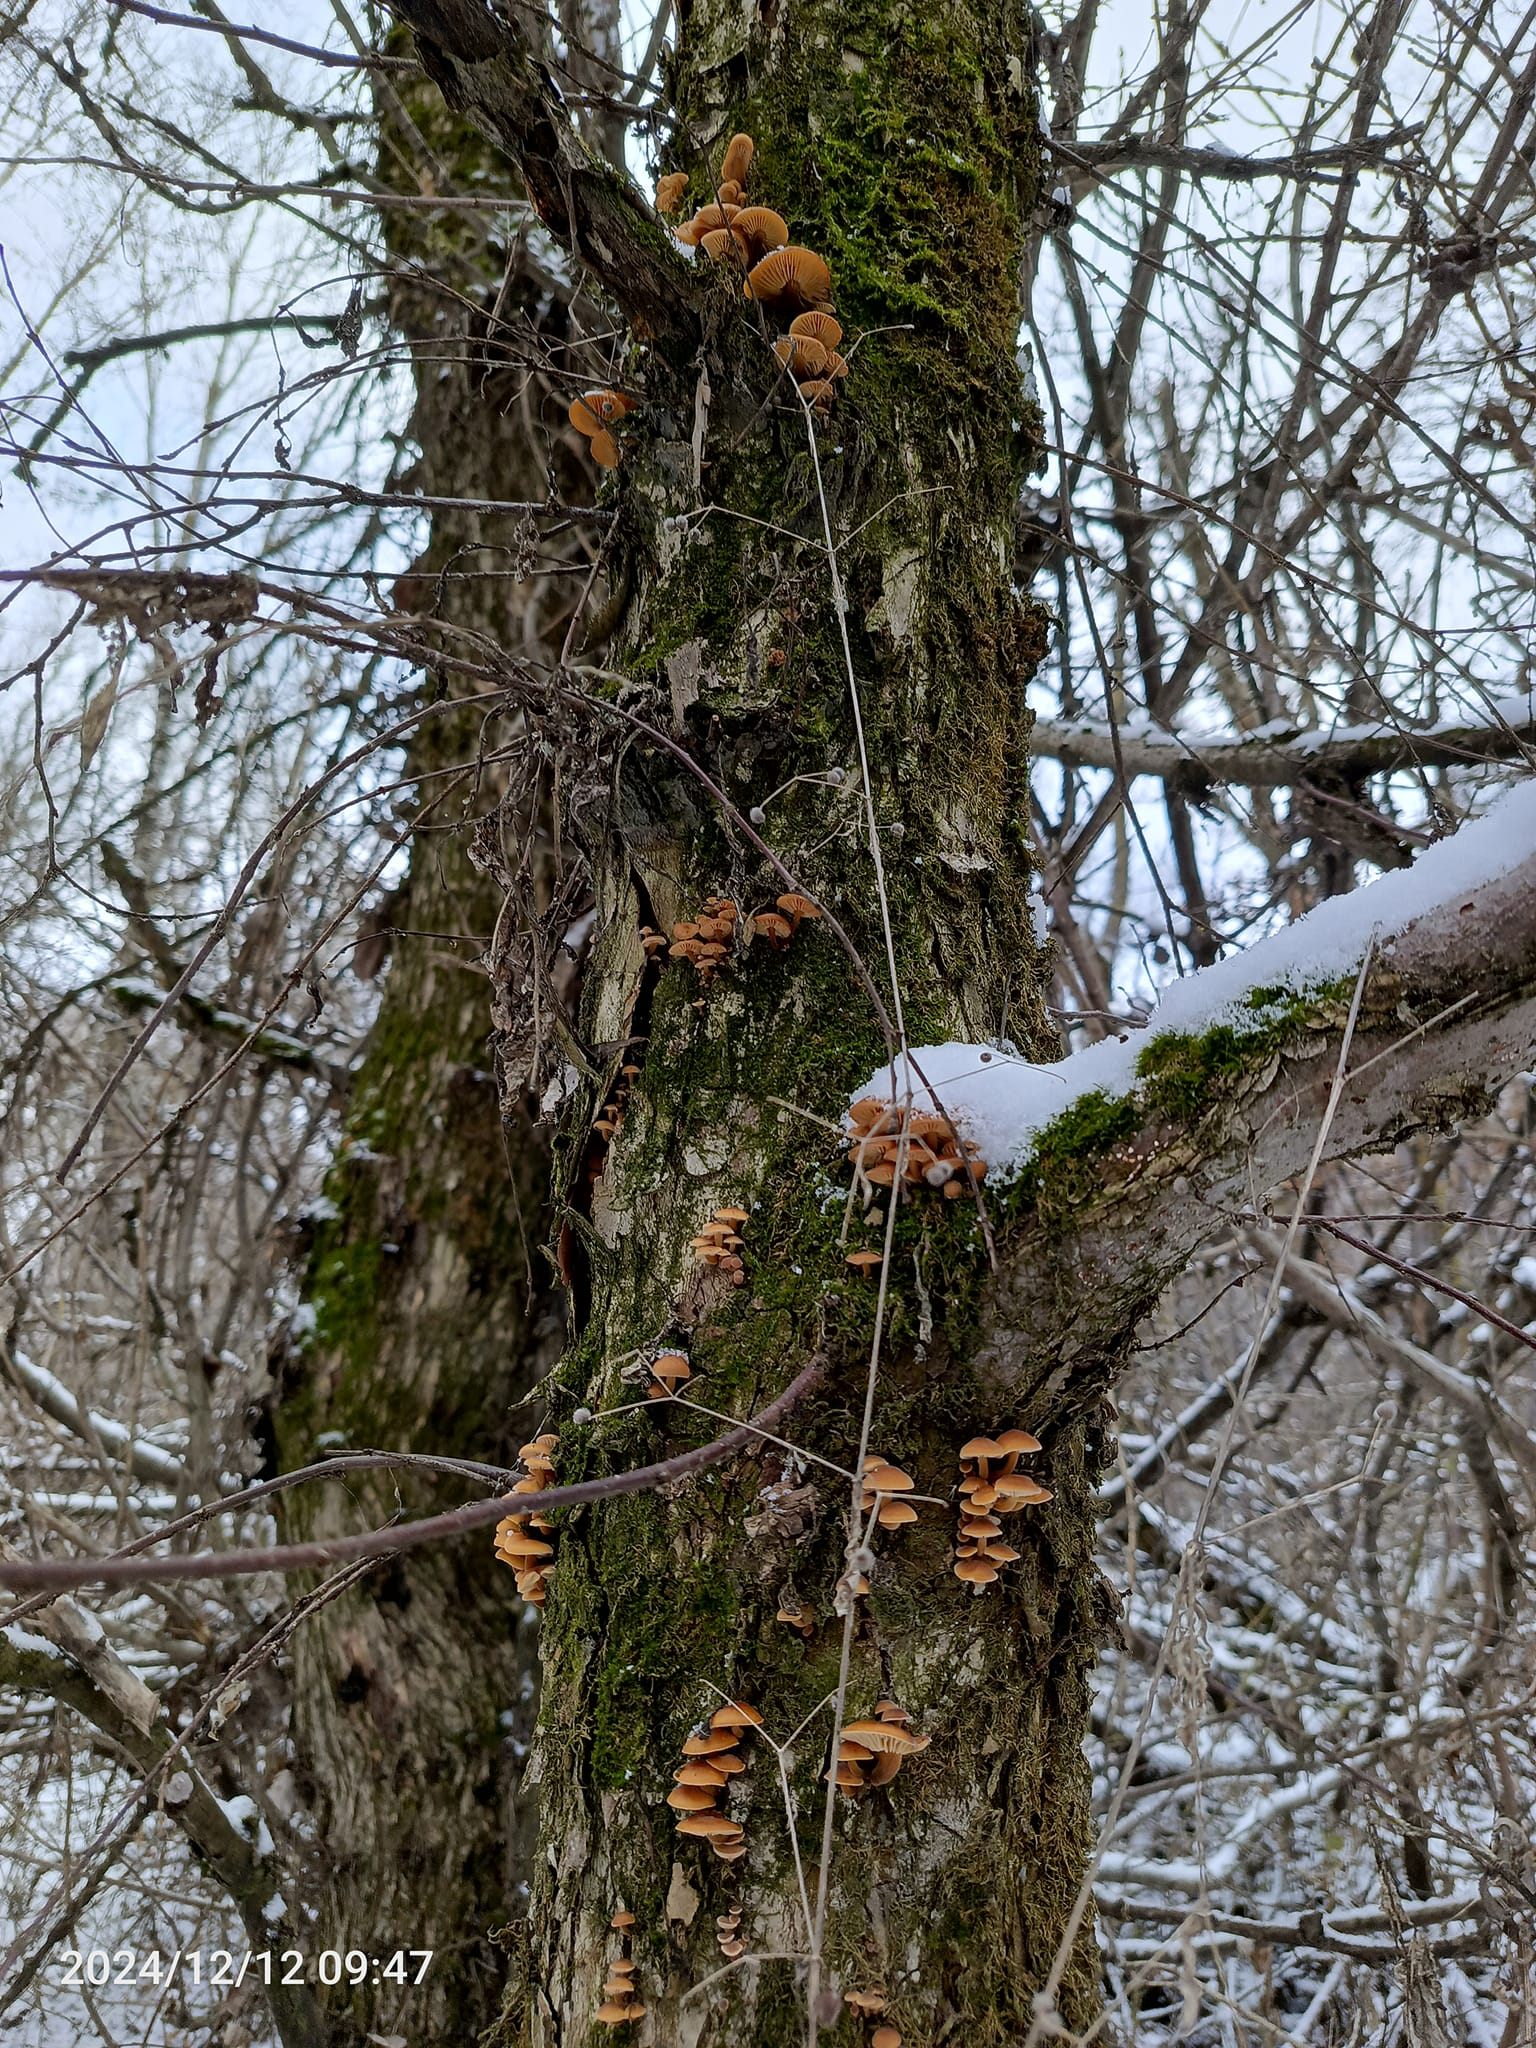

{"left": 389, "top": 0, "right": 1110, "bottom": 2039}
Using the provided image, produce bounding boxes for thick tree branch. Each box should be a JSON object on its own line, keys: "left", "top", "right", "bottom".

{"left": 1030, "top": 706, "right": 1536, "bottom": 788}
{"left": 972, "top": 806, "right": 1536, "bottom": 1404}
{"left": 385, "top": 0, "right": 700, "bottom": 341}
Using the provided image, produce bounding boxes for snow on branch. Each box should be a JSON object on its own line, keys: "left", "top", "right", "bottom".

{"left": 1030, "top": 696, "right": 1536, "bottom": 787}
{"left": 857, "top": 779, "right": 1536, "bottom": 1186}
{"left": 2, "top": 1346, "right": 187, "bottom": 1488}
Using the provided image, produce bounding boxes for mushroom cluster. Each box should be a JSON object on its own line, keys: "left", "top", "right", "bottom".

{"left": 667, "top": 894, "right": 738, "bottom": 984}
{"left": 646, "top": 1348, "right": 691, "bottom": 1400}
{"left": 833, "top": 1700, "right": 929, "bottom": 1795}
{"left": 751, "top": 890, "right": 820, "bottom": 949}
{"left": 954, "top": 1429, "right": 1051, "bottom": 1591}
{"left": 775, "top": 1589, "right": 814, "bottom": 1636}
{"left": 860, "top": 1454, "right": 917, "bottom": 1533}
{"left": 846, "top": 1098, "right": 989, "bottom": 1199}
{"left": 596, "top": 1909, "right": 645, "bottom": 2027}
{"left": 844, "top": 1992, "right": 901, "bottom": 2047}
{"left": 668, "top": 1700, "right": 762, "bottom": 1862}
{"left": 671, "top": 133, "right": 794, "bottom": 279}
{"left": 493, "top": 1432, "right": 560, "bottom": 1605}
{"left": 691, "top": 1204, "right": 749, "bottom": 1284}
{"left": 654, "top": 170, "right": 688, "bottom": 214}
{"left": 715, "top": 1903, "right": 745, "bottom": 1960}
{"left": 568, "top": 388, "right": 637, "bottom": 470}
{"left": 771, "top": 310, "right": 849, "bottom": 418}
{"left": 593, "top": 1061, "right": 642, "bottom": 1146}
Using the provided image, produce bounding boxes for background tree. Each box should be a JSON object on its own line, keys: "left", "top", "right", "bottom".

{"left": 1, "top": 3, "right": 1534, "bottom": 2047}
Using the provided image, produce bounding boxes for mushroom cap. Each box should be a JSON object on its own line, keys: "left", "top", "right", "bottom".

{"left": 585, "top": 389, "right": 635, "bottom": 424}
{"left": 876, "top": 1499, "right": 919, "bottom": 1529}
{"left": 675, "top": 1811, "right": 741, "bottom": 1838}
{"left": 716, "top": 1913, "right": 740, "bottom": 1929}
{"left": 655, "top": 170, "right": 688, "bottom": 212}
{"left": 840, "top": 1719, "right": 928, "bottom": 1755}
{"left": 706, "top": 1749, "right": 746, "bottom": 1774}
{"left": 682, "top": 1730, "right": 740, "bottom": 1756}
{"left": 798, "top": 377, "right": 836, "bottom": 404}
{"left": 608, "top": 1956, "right": 636, "bottom": 1974}
{"left": 699, "top": 225, "right": 752, "bottom": 263}
{"left": 825, "top": 350, "right": 851, "bottom": 379}
{"left": 603, "top": 1974, "right": 637, "bottom": 1997}
{"left": 954, "top": 1557, "right": 999, "bottom": 1584}
{"left": 589, "top": 428, "right": 621, "bottom": 469}
{"left": 691, "top": 201, "right": 741, "bottom": 232}
{"left": 837, "top": 1736, "right": 875, "bottom": 1763}
{"left": 732, "top": 206, "right": 788, "bottom": 254}
{"left": 744, "top": 246, "right": 833, "bottom": 308}
{"left": 846, "top": 1249, "right": 883, "bottom": 1271}
{"left": 675, "top": 1760, "right": 729, "bottom": 1786}
{"left": 720, "top": 131, "right": 754, "bottom": 185}
{"left": 862, "top": 1461, "right": 914, "bottom": 1492}
{"left": 611, "top": 1909, "right": 635, "bottom": 1928}
{"left": 776, "top": 891, "right": 820, "bottom": 919}
{"left": 982, "top": 1540, "right": 1021, "bottom": 1563}
{"left": 847, "top": 1096, "right": 890, "bottom": 1128}
{"left": 994, "top": 1474, "right": 1053, "bottom": 1501}
{"left": 495, "top": 1532, "right": 554, "bottom": 1561}
{"left": 595, "top": 1999, "right": 636, "bottom": 2023}
{"left": 790, "top": 309, "right": 843, "bottom": 348}
{"left": 959, "top": 1435, "right": 1004, "bottom": 1464}
{"left": 844, "top": 1990, "right": 887, "bottom": 2014}
{"left": 715, "top": 1206, "right": 750, "bottom": 1222}
{"left": 866, "top": 1750, "right": 904, "bottom": 1787}
{"left": 719, "top": 1935, "right": 747, "bottom": 1956}
{"left": 834, "top": 1764, "right": 867, "bottom": 1789}
{"left": 711, "top": 1700, "right": 763, "bottom": 1729}
{"left": 872, "top": 2028, "right": 903, "bottom": 2048}
{"left": 718, "top": 179, "right": 743, "bottom": 205}
{"left": 874, "top": 1700, "right": 911, "bottom": 1724}
{"left": 667, "top": 1784, "right": 721, "bottom": 1811}
{"left": 753, "top": 911, "right": 793, "bottom": 941}
{"left": 996, "top": 1428, "right": 1043, "bottom": 1454}
{"left": 568, "top": 397, "right": 602, "bottom": 437}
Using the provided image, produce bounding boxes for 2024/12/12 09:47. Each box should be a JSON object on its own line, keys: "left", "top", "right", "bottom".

{"left": 57, "top": 1947, "right": 434, "bottom": 1988}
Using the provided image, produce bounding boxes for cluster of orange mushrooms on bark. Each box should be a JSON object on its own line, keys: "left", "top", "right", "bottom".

{"left": 595, "top": 1909, "right": 644, "bottom": 2028}
{"left": 593, "top": 1061, "right": 642, "bottom": 1145}
{"left": 845, "top": 1097, "right": 989, "bottom": 1200}
{"left": 715, "top": 1902, "right": 746, "bottom": 1960}
{"left": 567, "top": 386, "right": 636, "bottom": 469}
{"left": 657, "top": 132, "right": 849, "bottom": 418}
{"left": 955, "top": 1430, "right": 1051, "bottom": 1590}
{"left": 845, "top": 1987, "right": 902, "bottom": 2047}
{"left": 668, "top": 1700, "right": 762, "bottom": 1861}
{"left": 492, "top": 1433, "right": 559, "bottom": 1605}
{"left": 833, "top": 1699, "right": 929, "bottom": 1795}
{"left": 691, "top": 1204, "right": 750, "bottom": 1284}
{"left": 639, "top": 890, "right": 820, "bottom": 992}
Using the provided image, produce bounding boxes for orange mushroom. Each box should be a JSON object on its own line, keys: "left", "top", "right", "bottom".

{"left": 732, "top": 205, "right": 789, "bottom": 255}
{"left": 744, "top": 246, "right": 833, "bottom": 309}
{"left": 846, "top": 1249, "right": 883, "bottom": 1272}
{"left": 720, "top": 132, "right": 754, "bottom": 186}
{"left": 772, "top": 335, "right": 829, "bottom": 378}
{"left": 872, "top": 2028, "right": 903, "bottom": 2048}
{"left": 655, "top": 170, "right": 688, "bottom": 212}
{"left": 589, "top": 428, "right": 621, "bottom": 469}
{"left": 789, "top": 309, "right": 843, "bottom": 349}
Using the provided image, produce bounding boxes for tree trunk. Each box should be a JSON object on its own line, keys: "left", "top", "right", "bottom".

{"left": 424, "top": 0, "right": 1101, "bottom": 2036}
